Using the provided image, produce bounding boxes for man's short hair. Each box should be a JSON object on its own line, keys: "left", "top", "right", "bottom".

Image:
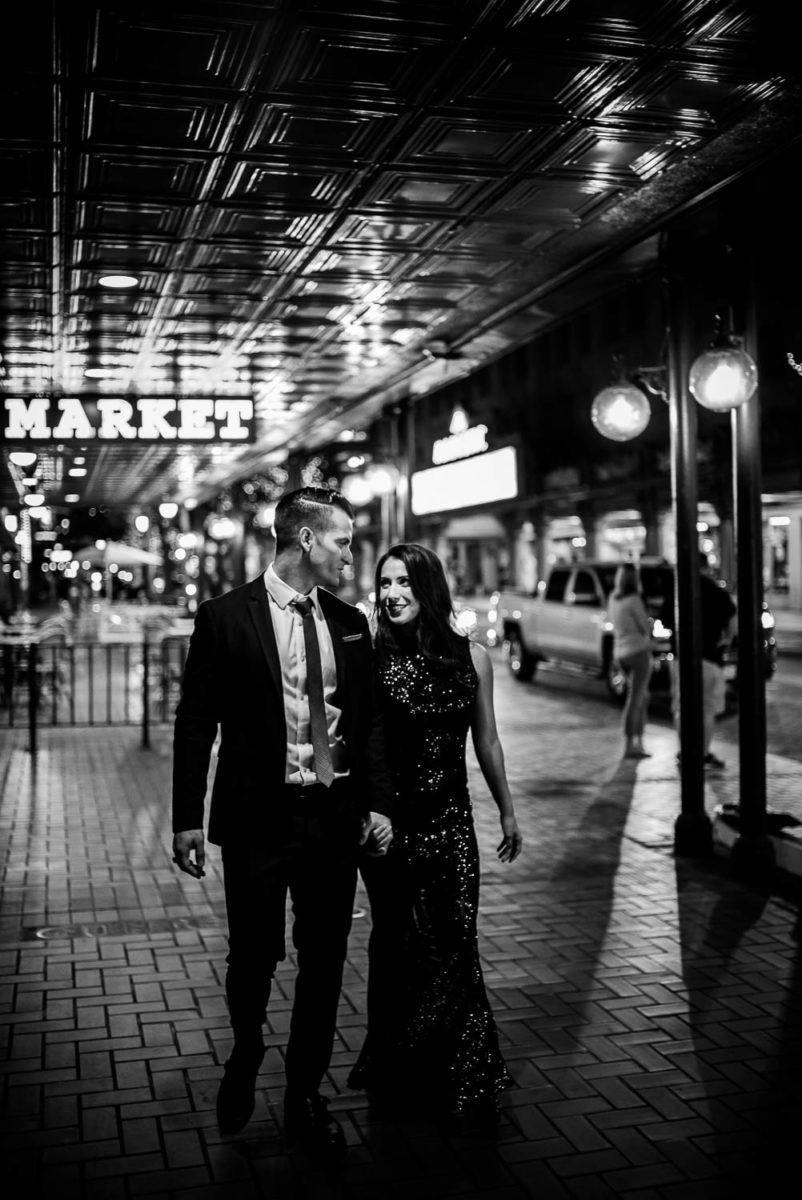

{"left": 273, "top": 486, "right": 354, "bottom": 552}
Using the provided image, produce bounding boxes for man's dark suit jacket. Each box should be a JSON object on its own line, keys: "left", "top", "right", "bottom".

{"left": 172, "top": 576, "right": 394, "bottom": 846}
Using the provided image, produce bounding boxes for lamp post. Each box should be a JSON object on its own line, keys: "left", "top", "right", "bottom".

{"left": 365, "top": 464, "right": 400, "bottom": 548}
{"left": 663, "top": 237, "right": 710, "bottom": 856}
{"left": 731, "top": 365, "right": 771, "bottom": 875}
{"left": 591, "top": 230, "right": 768, "bottom": 868}
{"left": 689, "top": 275, "right": 771, "bottom": 876}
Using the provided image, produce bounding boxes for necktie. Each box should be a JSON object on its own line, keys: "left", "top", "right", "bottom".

{"left": 291, "top": 595, "right": 335, "bottom": 787}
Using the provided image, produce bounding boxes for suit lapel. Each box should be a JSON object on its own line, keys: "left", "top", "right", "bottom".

{"left": 247, "top": 577, "right": 283, "bottom": 698}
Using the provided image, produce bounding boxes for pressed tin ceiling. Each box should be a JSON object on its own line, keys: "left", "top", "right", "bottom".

{"left": 0, "top": 0, "right": 800, "bottom": 512}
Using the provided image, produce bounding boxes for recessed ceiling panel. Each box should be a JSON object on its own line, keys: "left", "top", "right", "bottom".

{"left": 80, "top": 200, "right": 187, "bottom": 237}
{"left": 87, "top": 91, "right": 230, "bottom": 151}
{"left": 244, "top": 103, "right": 394, "bottom": 163}
{"left": 92, "top": 9, "right": 269, "bottom": 90}
{"left": 81, "top": 154, "right": 210, "bottom": 199}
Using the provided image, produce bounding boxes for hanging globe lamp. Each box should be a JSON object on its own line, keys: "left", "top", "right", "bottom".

{"left": 590, "top": 382, "right": 651, "bottom": 442}
{"left": 689, "top": 344, "right": 758, "bottom": 411}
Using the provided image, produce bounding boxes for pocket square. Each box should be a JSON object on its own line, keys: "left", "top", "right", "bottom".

{"left": 341, "top": 632, "right": 363, "bottom": 642}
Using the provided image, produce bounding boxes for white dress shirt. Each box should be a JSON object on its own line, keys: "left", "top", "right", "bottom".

{"left": 264, "top": 563, "right": 349, "bottom": 785}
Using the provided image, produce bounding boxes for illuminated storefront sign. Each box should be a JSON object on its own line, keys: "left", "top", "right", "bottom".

{"left": 432, "top": 423, "right": 488, "bottom": 464}
{"left": 1, "top": 395, "right": 256, "bottom": 443}
{"left": 411, "top": 445, "right": 518, "bottom": 515}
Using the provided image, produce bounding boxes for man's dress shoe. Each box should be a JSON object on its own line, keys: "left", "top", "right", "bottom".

{"left": 284, "top": 1090, "right": 346, "bottom": 1159}
{"left": 216, "top": 1046, "right": 265, "bottom": 1135}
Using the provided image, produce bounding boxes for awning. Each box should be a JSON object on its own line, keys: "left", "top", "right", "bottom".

{"left": 443, "top": 514, "right": 507, "bottom": 539}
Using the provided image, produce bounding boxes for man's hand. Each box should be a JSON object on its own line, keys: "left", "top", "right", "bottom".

{"left": 360, "top": 812, "right": 394, "bottom": 857}
{"left": 172, "top": 829, "right": 206, "bottom": 878}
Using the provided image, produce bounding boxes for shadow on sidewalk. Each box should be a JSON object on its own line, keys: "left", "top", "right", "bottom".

{"left": 675, "top": 856, "right": 802, "bottom": 1195}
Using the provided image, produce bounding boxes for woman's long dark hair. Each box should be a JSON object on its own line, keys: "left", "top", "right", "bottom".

{"left": 374, "top": 542, "right": 466, "bottom": 666}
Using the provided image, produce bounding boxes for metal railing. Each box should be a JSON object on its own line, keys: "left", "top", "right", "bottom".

{"left": 1, "top": 636, "right": 190, "bottom": 751}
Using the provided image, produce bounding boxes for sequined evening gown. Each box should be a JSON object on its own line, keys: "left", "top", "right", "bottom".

{"left": 350, "top": 639, "right": 512, "bottom": 1115}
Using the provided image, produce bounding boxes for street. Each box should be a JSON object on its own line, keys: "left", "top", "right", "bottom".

{"left": 484, "top": 644, "right": 802, "bottom": 765}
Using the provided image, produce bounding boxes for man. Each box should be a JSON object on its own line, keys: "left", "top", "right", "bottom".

{"left": 698, "top": 551, "right": 736, "bottom": 770}
{"left": 671, "top": 552, "right": 736, "bottom": 771}
{"left": 171, "top": 485, "right": 394, "bottom": 1158}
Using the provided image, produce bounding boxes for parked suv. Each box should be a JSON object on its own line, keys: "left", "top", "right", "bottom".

{"left": 492, "top": 559, "right": 777, "bottom": 705}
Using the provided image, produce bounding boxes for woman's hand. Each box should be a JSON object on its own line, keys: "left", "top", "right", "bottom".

{"left": 497, "top": 814, "right": 522, "bottom": 863}
{"left": 361, "top": 812, "right": 394, "bottom": 857}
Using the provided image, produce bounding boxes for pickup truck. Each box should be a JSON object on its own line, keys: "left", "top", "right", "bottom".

{"left": 493, "top": 558, "right": 776, "bottom": 705}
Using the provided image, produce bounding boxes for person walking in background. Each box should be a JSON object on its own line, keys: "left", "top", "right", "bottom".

{"left": 608, "top": 562, "right": 653, "bottom": 759}
{"left": 348, "top": 543, "right": 523, "bottom": 1132}
{"left": 697, "top": 551, "right": 736, "bottom": 770}
{"left": 171, "top": 486, "right": 394, "bottom": 1161}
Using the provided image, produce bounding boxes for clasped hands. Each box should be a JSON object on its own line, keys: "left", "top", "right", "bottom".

{"left": 361, "top": 811, "right": 394, "bottom": 857}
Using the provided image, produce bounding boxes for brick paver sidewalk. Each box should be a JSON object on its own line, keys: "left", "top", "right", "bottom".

{"left": 2, "top": 663, "right": 802, "bottom": 1199}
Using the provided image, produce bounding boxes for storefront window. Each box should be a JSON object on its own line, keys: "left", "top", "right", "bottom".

{"left": 545, "top": 515, "right": 585, "bottom": 566}
{"left": 767, "top": 516, "right": 790, "bottom": 593}
{"left": 596, "top": 510, "right": 645, "bottom": 560}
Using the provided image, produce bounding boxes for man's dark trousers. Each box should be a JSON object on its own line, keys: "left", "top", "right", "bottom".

{"left": 221, "top": 780, "right": 360, "bottom": 1095}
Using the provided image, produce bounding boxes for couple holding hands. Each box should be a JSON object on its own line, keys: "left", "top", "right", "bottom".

{"left": 171, "top": 485, "right": 522, "bottom": 1160}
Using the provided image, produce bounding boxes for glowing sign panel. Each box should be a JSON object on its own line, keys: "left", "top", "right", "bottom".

{"left": 411, "top": 446, "right": 518, "bottom": 515}
{"left": 1, "top": 395, "right": 256, "bottom": 443}
{"left": 432, "top": 423, "right": 488, "bottom": 464}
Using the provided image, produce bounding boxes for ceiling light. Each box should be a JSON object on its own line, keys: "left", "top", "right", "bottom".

{"left": 22, "top": 476, "right": 39, "bottom": 486}
{"left": 365, "top": 465, "right": 398, "bottom": 496}
{"left": 68, "top": 467, "right": 87, "bottom": 477}
{"left": 207, "top": 516, "right": 237, "bottom": 541}
{"left": 98, "top": 274, "right": 139, "bottom": 288}
{"left": 9, "top": 451, "right": 38, "bottom": 468}
{"left": 64, "top": 494, "right": 81, "bottom": 503}
{"left": 158, "top": 502, "right": 178, "bottom": 519}
{"left": 23, "top": 493, "right": 45, "bottom": 506}
{"left": 84, "top": 367, "right": 114, "bottom": 378}
{"left": 340, "top": 476, "right": 373, "bottom": 507}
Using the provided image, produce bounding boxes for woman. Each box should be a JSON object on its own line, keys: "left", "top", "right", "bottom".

{"left": 608, "top": 562, "right": 653, "bottom": 759}
{"left": 349, "top": 543, "right": 523, "bottom": 1129}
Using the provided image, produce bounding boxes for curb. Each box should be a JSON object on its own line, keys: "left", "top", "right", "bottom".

{"left": 712, "top": 804, "right": 802, "bottom": 881}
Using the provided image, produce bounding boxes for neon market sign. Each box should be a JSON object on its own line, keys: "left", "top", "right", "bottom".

{"left": 1, "top": 395, "right": 256, "bottom": 443}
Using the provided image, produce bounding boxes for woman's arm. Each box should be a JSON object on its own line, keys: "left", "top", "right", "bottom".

{"left": 469, "top": 642, "right": 522, "bottom": 863}
{"left": 634, "top": 593, "right": 652, "bottom": 636}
